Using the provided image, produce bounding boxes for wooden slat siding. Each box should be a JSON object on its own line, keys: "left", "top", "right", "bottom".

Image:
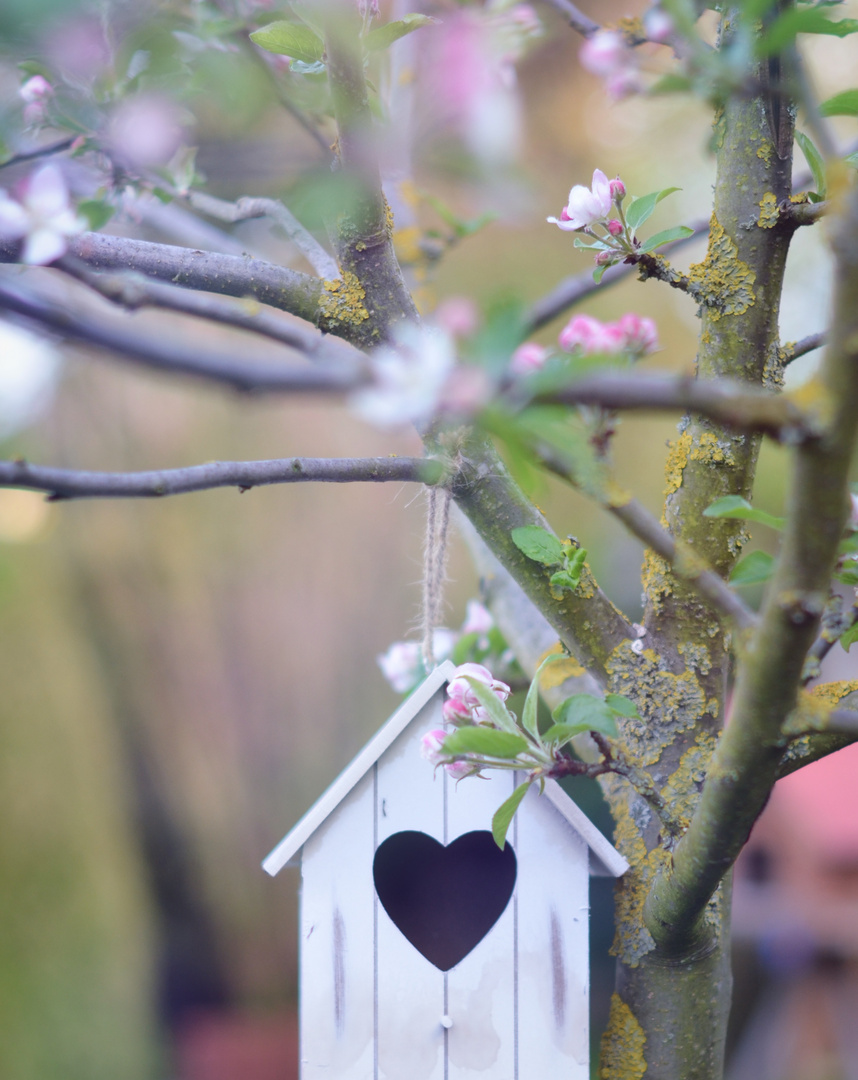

{"left": 376, "top": 689, "right": 447, "bottom": 1080}
{"left": 543, "top": 781, "right": 629, "bottom": 878}
{"left": 263, "top": 661, "right": 458, "bottom": 875}
{"left": 446, "top": 767, "right": 517, "bottom": 1078}
{"left": 516, "top": 785, "right": 590, "bottom": 1079}
{"left": 300, "top": 768, "right": 376, "bottom": 1080}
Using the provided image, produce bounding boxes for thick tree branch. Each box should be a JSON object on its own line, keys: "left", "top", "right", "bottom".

{"left": 530, "top": 372, "right": 814, "bottom": 439}
{"left": 0, "top": 278, "right": 365, "bottom": 393}
{"left": 644, "top": 183, "right": 858, "bottom": 956}
{"left": 0, "top": 137, "right": 76, "bottom": 171}
{"left": 0, "top": 456, "right": 440, "bottom": 500}
{"left": 0, "top": 232, "right": 327, "bottom": 327}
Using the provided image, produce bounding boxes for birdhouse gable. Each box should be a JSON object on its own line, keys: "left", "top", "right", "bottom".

{"left": 262, "top": 659, "right": 628, "bottom": 877}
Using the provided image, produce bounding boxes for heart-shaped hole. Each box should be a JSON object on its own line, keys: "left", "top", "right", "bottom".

{"left": 373, "top": 830, "right": 517, "bottom": 971}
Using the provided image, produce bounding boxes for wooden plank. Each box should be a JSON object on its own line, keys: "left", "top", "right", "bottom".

{"left": 446, "top": 768, "right": 517, "bottom": 1079}
{"left": 263, "top": 661, "right": 457, "bottom": 875}
{"left": 516, "top": 784, "right": 591, "bottom": 1080}
{"left": 300, "top": 768, "right": 376, "bottom": 1080}
{"left": 376, "top": 690, "right": 447, "bottom": 1080}
{"left": 544, "top": 779, "right": 629, "bottom": 878}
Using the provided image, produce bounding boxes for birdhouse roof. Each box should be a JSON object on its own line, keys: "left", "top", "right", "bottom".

{"left": 262, "top": 659, "right": 629, "bottom": 879}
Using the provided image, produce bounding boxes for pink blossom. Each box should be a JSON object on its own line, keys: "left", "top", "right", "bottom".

{"left": 420, "top": 728, "right": 449, "bottom": 765}
{"left": 445, "top": 663, "right": 511, "bottom": 725}
{"left": 435, "top": 296, "right": 479, "bottom": 339}
{"left": 511, "top": 341, "right": 549, "bottom": 374}
{"left": 19, "top": 76, "right": 53, "bottom": 126}
{"left": 609, "top": 177, "right": 626, "bottom": 201}
{"left": 547, "top": 169, "right": 613, "bottom": 232}
{"left": 0, "top": 165, "right": 85, "bottom": 265}
{"left": 616, "top": 313, "right": 659, "bottom": 354}
{"left": 579, "top": 31, "right": 628, "bottom": 77}
{"left": 108, "top": 95, "right": 186, "bottom": 169}
{"left": 644, "top": 9, "right": 675, "bottom": 44}
{"left": 378, "top": 641, "right": 423, "bottom": 693}
{"left": 462, "top": 600, "right": 494, "bottom": 636}
{"left": 606, "top": 218, "right": 623, "bottom": 236}
{"left": 445, "top": 760, "right": 476, "bottom": 781}
{"left": 559, "top": 314, "right": 623, "bottom": 355}
{"left": 605, "top": 68, "right": 644, "bottom": 99}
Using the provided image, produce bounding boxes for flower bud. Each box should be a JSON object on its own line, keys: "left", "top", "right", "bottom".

{"left": 606, "top": 218, "right": 623, "bottom": 237}
{"left": 609, "top": 177, "right": 626, "bottom": 202}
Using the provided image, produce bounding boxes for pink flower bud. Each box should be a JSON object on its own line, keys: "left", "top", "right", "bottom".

{"left": 19, "top": 75, "right": 53, "bottom": 103}
{"left": 644, "top": 9, "right": 675, "bottom": 44}
{"left": 445, "top": 760, "right": 475, "bottom": 781}
{"left": 615, "top": 312, "right": 659, "bottom": 354}
{"left": 609, "top": 177, "right": 626, "bottom": 201}
{"left": 420, "top": 729, "right": 449, "bottom": 765}
{"left": 579, "top": 31, "right": 627, "bottom": 77}
{"left": 606, "top": 218, "right": 623, "bottom": 236}
{"left": 436, "top": 296, "right": 479, "bottom": 338}
{"left": 594, "top": 250, "right": 614, "bottom": 266}
{"left": 443, "top": 696, "right": 473, "bottom": 724}
{"left": 461, "top": 599, "right": 494, "bottom": 635}
{"left": 511, "top": 341, "right": 549, "bottom": 374}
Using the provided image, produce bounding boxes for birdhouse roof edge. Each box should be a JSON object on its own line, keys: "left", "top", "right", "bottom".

{"left": 262, "top": 660, "right": 458, "bottom": 875}
{"left": 262, "top": 660, "right": 628, "bottom": 879}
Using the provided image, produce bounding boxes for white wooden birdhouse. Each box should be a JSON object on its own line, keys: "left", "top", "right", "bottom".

{"left": 263, "top": 659, "right": 628, "bottom": 1080}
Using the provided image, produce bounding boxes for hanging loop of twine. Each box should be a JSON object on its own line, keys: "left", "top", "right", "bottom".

{"left": 421, "top": 483, "right": 452, "bottom": 670}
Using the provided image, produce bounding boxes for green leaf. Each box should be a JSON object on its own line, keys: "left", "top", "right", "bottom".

{"left": 541, "top": 721, "right": 591, "bottom": 745}
{"left": 77, "top": 199, "right": 115, "bottom": 231}
{"left": 703, "top": 495, "right": 785, "bottom": 530}
{"left": 836, "top": 568, "right": 858, "bottom": 587}
{"left": 461, "top": 677, "right": 518, "bottom": 734}
{"left": 443, "top": 726, "right": 529, "bottom": 759}
{"left": 592, "top": 262, "right": 609, "bottom": 284}
{"left": 510, "top": 524, "right": 565, "bottom": 566}
{"left": 492, "top": 781, "right": 531, "bottom": 849}
{"left": 759, "top": 9, "right": 858, "bottom": 54}
{"left": 795, "top": 131, "right": 827, "bottom": 199}
{"left": 249, "top": 21, "right": 324, "bottom": 63}
{"left": 845, "top": 152, "right": 858, "bottom": 170}
{"left": 549, "top": 570, "right": 578, "bottom": 592}
{"left": 289, "top": 1, "right": 325, "bottom": 36}
{"left": 604, "top": 693, "right": 640, "bottom": 719}
{"left": 648, "top": 73, "right": 693, "bottom": 94}
{"left": 729, "top": 550, "right": 775, "bottom": 586}
{"left": 551, "top": 694, "right": 619, "bottom": 738}
{"left": 638, "top": 225, "right": 695, "bottom": 253}
{"left": 625, "top": 187, "right": 681, "bottom": 232}
{"left": 364, "top": 14, "right": 438, "bottom": 51}
{"left": 820, "top": 89, "right": 858, "bottom": 118}
{"left": 839, "top": 623, "right": 858, "bottom": 652}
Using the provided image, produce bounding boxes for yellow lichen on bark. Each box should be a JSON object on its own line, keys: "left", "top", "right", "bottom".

{"left": 686, "top": 214, "right": 756, "bottom": 319}
{"left": 319, "top": 271, "right": 369, "bottom": 327}
{"left": 600, "top": 994, "right": 647, "bottom": 1080}
{"left": 757, "top": 192, "right": 779, "bottom": 229}
{"left": 537, "top": 642, "right": 586, "bottom": 685}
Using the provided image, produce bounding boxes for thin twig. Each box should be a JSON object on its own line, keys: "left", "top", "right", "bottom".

{"left": 179, "top": 189, "right": 340, "bottom": 279}
{"left": 0, "top": 456, "right": 443, "bottom": 501}
{"left": 524, "top": 217, "right": 710, "bottom": 332}
{"left": 0, "top": 278, "right": 364, "bottom": 394}
{"left": 783, "top": 331, "right": 826, "bottom": 365}
{"left": 539, "top": 0, "right": 601, "bottom": 36}
{"left": 0, "top": 137, "right": 76, "bottom": 172}
{"left": 608, "top": 497, "right": 758, "bottom": 631}
{"left": 53, "top": 255, "right": 363, "bottom": 366}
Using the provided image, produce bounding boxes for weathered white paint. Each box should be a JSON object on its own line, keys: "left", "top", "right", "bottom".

{"left": 516, "top": 782, "right": 590, "bottom": 1079}
{"left": 300, "top": 768, "right": 376, "bottom": 1080}
{"left": 264, "top": 666, "right": 628, "bottom": 1080}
